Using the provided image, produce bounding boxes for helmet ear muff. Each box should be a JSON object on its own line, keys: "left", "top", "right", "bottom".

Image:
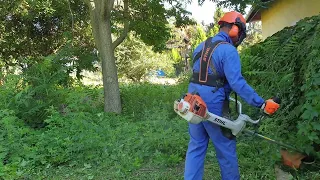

{"left": 229, "top": 25, "right": 239, "bottom": 38}
{"left": 232, "top": 17, "right": 247, "bottom": 47}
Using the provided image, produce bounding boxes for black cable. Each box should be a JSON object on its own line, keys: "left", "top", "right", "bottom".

{"left": 235, "top": 92, "right": 238, "bottom": 114}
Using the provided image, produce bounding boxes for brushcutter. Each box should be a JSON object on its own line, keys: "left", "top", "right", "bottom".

{"left": 173, "top": 92, "right": 316, "bottom": 169}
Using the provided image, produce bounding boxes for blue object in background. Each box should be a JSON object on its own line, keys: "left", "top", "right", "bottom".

{"left": 156, "top": 70, "right": 165, "bottom": 77}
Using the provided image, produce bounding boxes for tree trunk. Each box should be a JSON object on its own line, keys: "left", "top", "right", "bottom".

{"left": 88, "top": 1, "right": 122, "bottom": 113}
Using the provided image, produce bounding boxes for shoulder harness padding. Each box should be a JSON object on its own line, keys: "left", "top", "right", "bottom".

{"left": 190, "top": 37, "right": 230, "bottom": 87}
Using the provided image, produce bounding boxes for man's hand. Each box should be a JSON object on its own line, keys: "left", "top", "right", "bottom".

{"left": 261, "top": 98, "right": 280, "bottom": 115}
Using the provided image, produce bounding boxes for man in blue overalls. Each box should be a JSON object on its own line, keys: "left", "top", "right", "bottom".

{"left": 184, "top": 11, "right": 280, "bottom": 180}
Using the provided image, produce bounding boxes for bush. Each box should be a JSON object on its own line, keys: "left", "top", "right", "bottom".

{"left": 120, "top": 80, "right": 187, "bottom": 119}
{"left": 0, "top": 80, "right": 190, "bottom": 179}
{"left": 0, "top": 58, "right": 105, "bottom": 128}
{"left": 115, "top": 34, "right": 176, "bottom": 82}
{"left": 0, "top": 58, "right": 71, "bottom": 128}
{"left": 240, "top": 15, "right": 320, "bottom": 155}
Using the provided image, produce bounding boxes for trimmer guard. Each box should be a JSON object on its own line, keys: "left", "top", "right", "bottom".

{"left": 280, "top": 149, "right": 306, "bottom": 169}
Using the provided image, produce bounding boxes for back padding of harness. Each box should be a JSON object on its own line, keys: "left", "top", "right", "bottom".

{"left": 191, "top": 37, "right": 229, "bottom": 87}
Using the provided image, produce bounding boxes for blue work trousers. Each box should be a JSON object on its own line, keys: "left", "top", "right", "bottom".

{"left": 184, "top": 85, "right": 240, "bottom": 180}
{"left": 184, "top": 122, "right": 240, "bottom": 180}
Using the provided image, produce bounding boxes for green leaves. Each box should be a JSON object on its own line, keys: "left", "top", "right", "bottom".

{"left": 240, "top": 14, "right": 320, "bottom": 155}
{"left": 112, "top": 0, "right": 194, "bottom": 52}
{"left": 0, "top": 0, "right": 94, "bottom": 76}
{"left": 209, "top": 0, "right": 263, "bottom": 13}
{"left": 115, "top": 34, "right": 175, "bottom": 82}
{"left": 301, "top": 104, "right": 318, "bottom": 120}
{"left": 312, "top": 123, "right": 320, "bottom": 131}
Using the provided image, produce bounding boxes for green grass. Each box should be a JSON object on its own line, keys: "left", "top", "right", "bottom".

{"left": 1, "top": 81, "right": 320, "bottom": 180}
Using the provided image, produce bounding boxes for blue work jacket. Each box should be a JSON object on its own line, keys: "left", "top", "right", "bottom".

{"left": 188, "top": 32, "right": 264, "bottom": 115}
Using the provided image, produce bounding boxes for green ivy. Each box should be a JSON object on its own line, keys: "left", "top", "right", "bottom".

{"left": 240, "top": 15, "right": 320, "bottom": 155}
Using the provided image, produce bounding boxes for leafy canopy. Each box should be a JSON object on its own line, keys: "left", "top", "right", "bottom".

{"left": 0, "top": 0, "right": 96, "bottom": 75}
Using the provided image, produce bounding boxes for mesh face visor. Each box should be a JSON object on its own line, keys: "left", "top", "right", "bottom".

{"left": 233, "top": 17, "right": 247, "bottom": 47}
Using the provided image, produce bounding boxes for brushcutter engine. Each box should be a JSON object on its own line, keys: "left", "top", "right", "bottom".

{"left": 174, "top": 93, "right": 208, "bottom": 123}
{"left": 174, "top": 93, "right": 262, "bottom": 136}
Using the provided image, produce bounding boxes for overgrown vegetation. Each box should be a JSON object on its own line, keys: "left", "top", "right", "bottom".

{"left": 0, "top": 70, "right": 189, "bottom": 179}
{"left": 240, "top": 15, "right": 320, "bottom": 156}
{"left": 1, "top": 73, "right": 319, "bottom": 179}
{"left": 115, "top": 34, "right": 176, "bottom": 82}
{"left": 1, "top": 0, "right": 320, "bottom": 179}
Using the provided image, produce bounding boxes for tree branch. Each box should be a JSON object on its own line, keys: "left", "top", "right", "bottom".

{"left": 104, "top": 0, "right": 115, "bottom": 18}
{"left": 67, "top": 0, "right": 74, "bottom": 46}
{"left": 91, "top": 0, "right": 106, "bottom": 18}
{"left": 101, "top": 0, "right": 107, "bottom": 17}
{"left": 112, "top": 0, "right": 129, "bottom": 50}
{"left": 108, "top": 0, "right": 115, "bottom": 12}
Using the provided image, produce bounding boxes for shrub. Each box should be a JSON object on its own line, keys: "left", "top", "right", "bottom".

{"left": 240, "top": 15, "right": 320, "bottom": 155}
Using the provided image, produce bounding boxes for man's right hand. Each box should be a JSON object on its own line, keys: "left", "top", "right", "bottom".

{"left": 261, "top": 98, "right": 280, "bottom": 115}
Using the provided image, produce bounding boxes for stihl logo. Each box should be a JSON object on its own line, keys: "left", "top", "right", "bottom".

{"left": 203, "top": 47, "right": 210, "bottom": 62}
{"left": 213, "top": 118, "right": 226, "bottom": 126}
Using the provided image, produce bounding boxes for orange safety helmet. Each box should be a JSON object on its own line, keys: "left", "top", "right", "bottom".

{"left": 218, "top": 11, "right": 247, "bottom": 47}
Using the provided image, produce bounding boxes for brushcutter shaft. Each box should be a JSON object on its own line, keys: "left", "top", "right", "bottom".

{"left": 243, "top": 129, "right": 303, "bottom": 153}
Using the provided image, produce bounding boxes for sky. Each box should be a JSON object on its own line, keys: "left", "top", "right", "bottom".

{"left": 186, "top": 1, "right": 251, "bottom": 25}
{"left": 186, "top": 1, "right": 220, "bottom": 25}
